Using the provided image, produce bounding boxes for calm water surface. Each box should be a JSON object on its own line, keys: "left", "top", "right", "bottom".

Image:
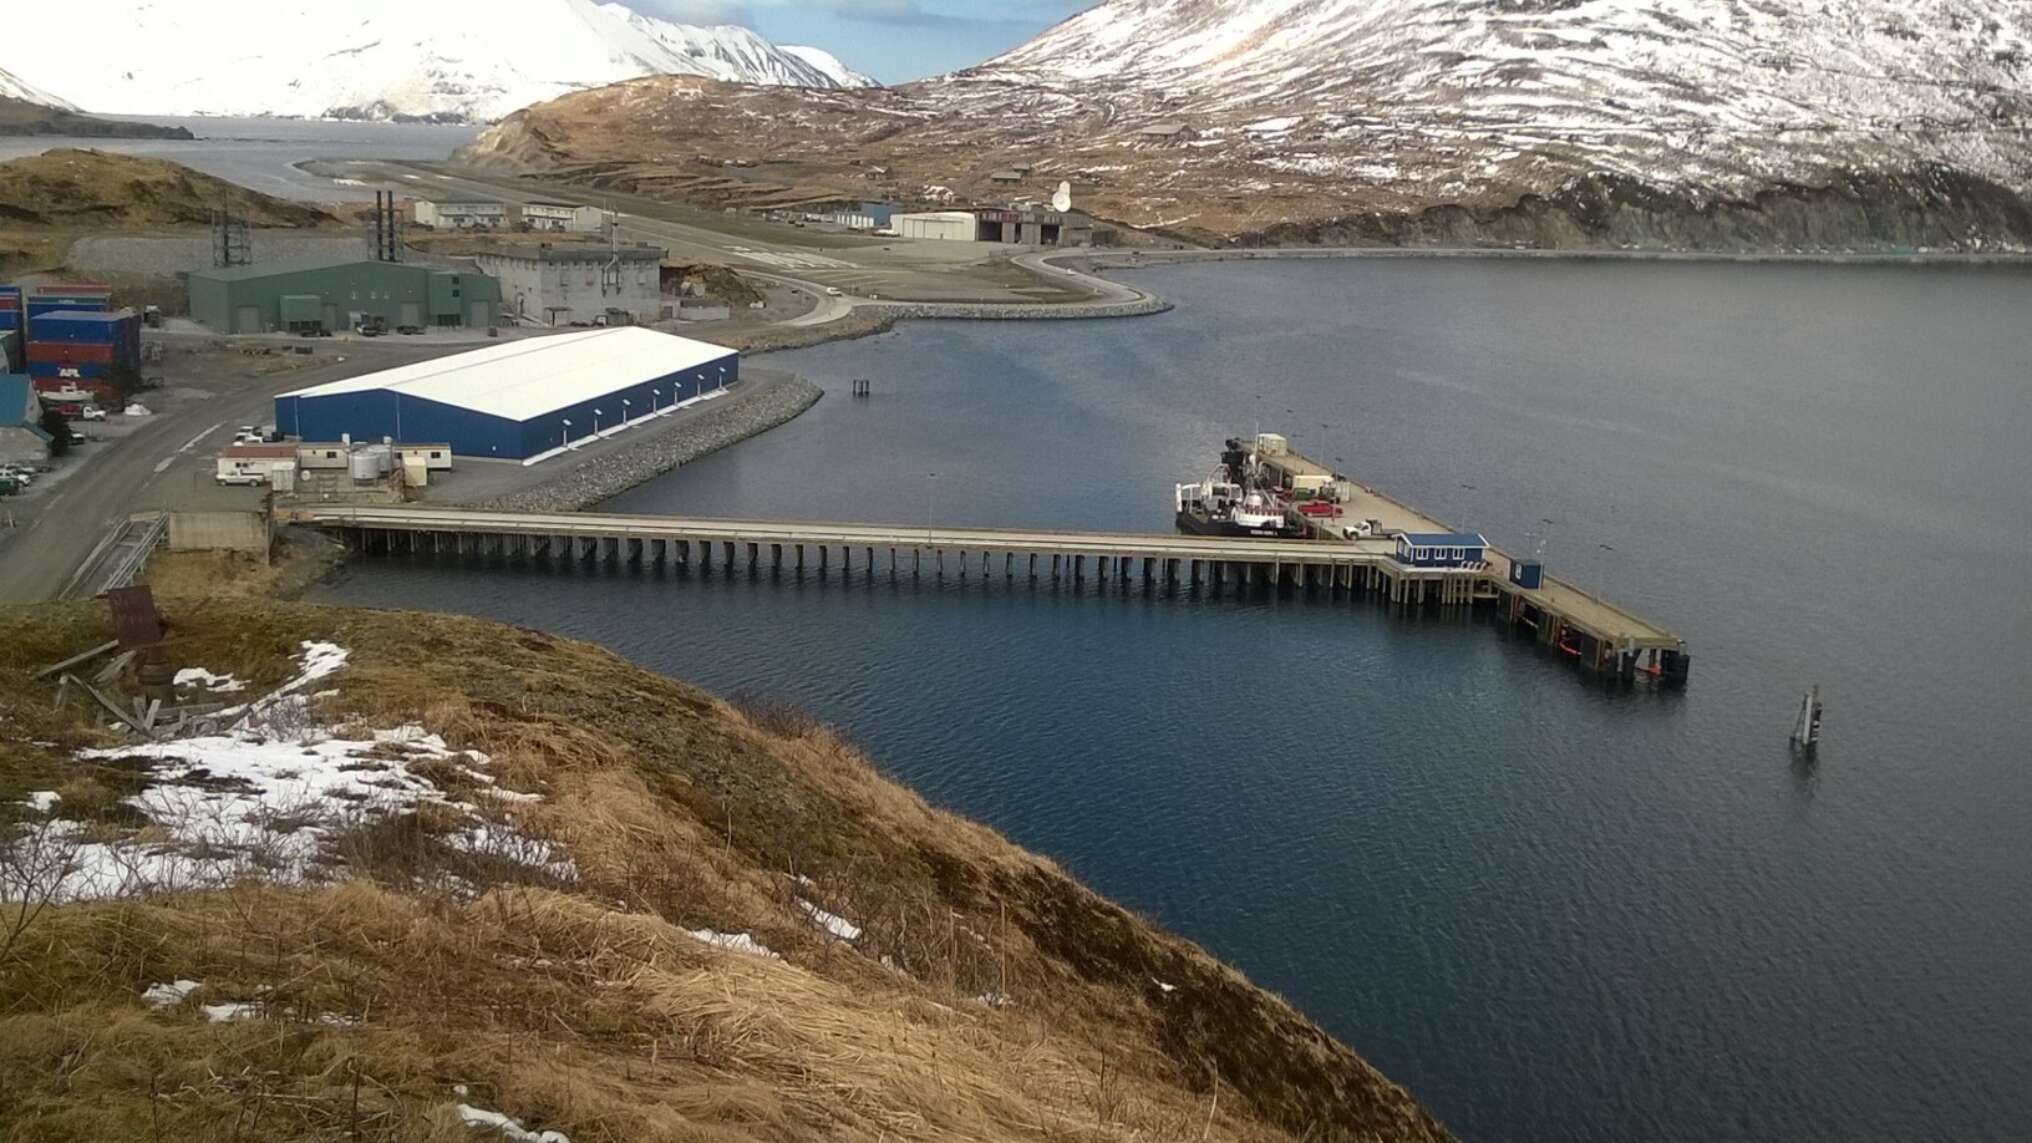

{"left": 314, "top": 259, "right": 2032, "bottom": 1142}
{"left": 0, "top": 116, "right": 477, "bottom": 200}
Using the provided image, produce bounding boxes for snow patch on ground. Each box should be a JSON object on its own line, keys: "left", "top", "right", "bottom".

{"left": 798, "top": 899, "right": 861, "bottom": 942}
{"left": 686, "top": 929, "right": 779, "bottom": 959}
{"left": 456, "top": 1104, "right": 571, "bottom": 1142}
{"left": 21, "top": 792, "right": 59, "bottom": 814}
{"left": 203, "top": 1001, "right": 261, "bottom": 1023}
{"left": 142, "top": 980, "right": 202, "bottom": 1008}
{"left": 4, "top": 642, "right": 565, "bottom": 902}
{"left": 174, "top": 668, "right": 246, "bottom": 694}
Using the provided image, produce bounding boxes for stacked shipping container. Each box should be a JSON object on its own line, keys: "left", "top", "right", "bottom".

{"left": 27, "top": 309, "right": 141, "bottom": 384}
{"left": 0, "top": 287, "right": 20, "bottom": 371}
{"left": 0, "top": 282, "right": 132, "bottom": 399}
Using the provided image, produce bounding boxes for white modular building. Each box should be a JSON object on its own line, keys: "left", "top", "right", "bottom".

{"left": 413, "top": 199, "right": 510, "bottom": 229}
{"left": 522, "top": 201, "right": 613, "bottom": 233}
{"left": 893, "top": 211, "right": 978, "bottom": 242}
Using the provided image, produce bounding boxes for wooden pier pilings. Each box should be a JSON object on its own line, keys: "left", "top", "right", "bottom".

{"left": 303, "top": 506, "right": 1688, "bottom": 683}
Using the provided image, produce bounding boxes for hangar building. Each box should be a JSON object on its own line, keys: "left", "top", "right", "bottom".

{"left": 187, "top": 258, "right": 503, "bottom": 334}
{"left": 273, "top": 327, "right": 737, "bottom": 460}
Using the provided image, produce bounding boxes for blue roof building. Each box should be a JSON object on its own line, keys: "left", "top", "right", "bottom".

{"left": 1394, "top": 532, "right": 1488, "bottom": 568}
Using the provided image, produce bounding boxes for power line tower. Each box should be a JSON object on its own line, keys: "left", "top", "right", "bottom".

{"left": 211, "top": 208, "right": 251, "bottom": 268}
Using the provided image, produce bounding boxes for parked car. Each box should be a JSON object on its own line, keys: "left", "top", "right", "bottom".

{"left": 396, "top": 325, "right": 424, "bottom": 336}
{"left": 824, "top": 287, "right": 843, "bottom": 297}
{"left": 79, "top": 406, "right": 107, "bottom": 421}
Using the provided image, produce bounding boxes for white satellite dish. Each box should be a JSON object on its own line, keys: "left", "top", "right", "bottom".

{"left": 1051, "top": 181, "right": 1073, "bottom": 213}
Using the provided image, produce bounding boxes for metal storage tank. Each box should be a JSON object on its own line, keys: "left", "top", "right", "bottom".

{"left": 347, "top": 451, "right": 381, "bottom": 480}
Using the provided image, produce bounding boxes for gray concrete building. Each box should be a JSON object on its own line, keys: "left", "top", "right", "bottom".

{"left": 973, "top": 207, "right": 1100, "bottom": 247}
{"left": 471, "top": 244, "right": 667, "bottom": 326}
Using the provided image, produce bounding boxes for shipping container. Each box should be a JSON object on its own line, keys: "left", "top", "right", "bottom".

{"left": 33, "top": 283, "right": 111, "bottom": 295}
{"left": 1508, "top": 560, "right": 1545, "bottom": 590}
{"left": 29, "top": 341, "right": 118, "bottom": 365}
{"left": 30, "top": 308, "right": 136, "bottom": 341}
{"left": 28, "top": 359, "right": 112, "bottom": 380}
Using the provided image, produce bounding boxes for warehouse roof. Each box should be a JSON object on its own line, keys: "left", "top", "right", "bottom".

{"left": 189, "top": 257, "right": 461, "bottom": 283}
{"left": 278, "top": 328, "right": 734, "bottom": 422}
{"left": 894, "top": 211, "right": 978, "bottom": 223}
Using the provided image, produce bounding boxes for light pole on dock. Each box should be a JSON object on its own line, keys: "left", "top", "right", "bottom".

{"left": 926, "top": 472, "right": 937, "bottom": 545}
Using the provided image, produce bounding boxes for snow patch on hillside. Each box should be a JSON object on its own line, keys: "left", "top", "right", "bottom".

{"left": 782, "top": 46, "right": 881, "bottom": 89}
{"left": 0, "top": 65, "right": 75, "bottom": 111}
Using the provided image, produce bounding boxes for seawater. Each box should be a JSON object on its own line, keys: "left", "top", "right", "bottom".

{"left": 0, "top": 116, "right": 478, "bottom": 201}
{"left": 312, "top": 258, "right": 2032, "bottom": 1142}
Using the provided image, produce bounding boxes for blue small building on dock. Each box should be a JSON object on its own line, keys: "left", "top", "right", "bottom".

{"left": 1394, "top": 532, "right": 1488, "bottom": 568}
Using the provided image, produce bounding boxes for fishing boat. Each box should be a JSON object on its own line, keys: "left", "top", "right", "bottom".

{"left": 1174, "top": 475, "right": 1290, "bottom": 537}
{"left": 1790, "top": 686, "right": 1823, "bottom": 751}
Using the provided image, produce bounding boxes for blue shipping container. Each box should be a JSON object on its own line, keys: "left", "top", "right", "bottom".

{"left": 30, "top": 308, "right": 138, "bottom": 342}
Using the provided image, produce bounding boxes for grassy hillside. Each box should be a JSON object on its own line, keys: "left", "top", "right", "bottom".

{"left": 0, "top": 96, "right": 194, "bottom": 140}
{"left": 0, "top": 596, "right": 1450, "bottom": 1142}
{"left": 0, "top": 148, "right": 335, "bottom": 229}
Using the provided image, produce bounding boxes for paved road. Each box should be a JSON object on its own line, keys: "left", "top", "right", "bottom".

{"left": 0, "top": 341, "right": 450, "bottom": 604}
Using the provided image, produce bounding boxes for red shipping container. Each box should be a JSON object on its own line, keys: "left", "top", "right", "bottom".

{"left": 27, "top": 340, "right": 116, "bottom": 365}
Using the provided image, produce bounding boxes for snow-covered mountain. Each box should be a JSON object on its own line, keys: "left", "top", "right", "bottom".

{"left": 0, "top": 0, "right": 877, "bottom": 123}
{"left": 0, "top": 66, "right": 75, "bottom": 112}
{"left": 780, "top": 46, "right": 880, "bottom": 90}
{"left": 972, "top": 0, "right": 2032, "bottom": 202}
{"left": 464, "top": 0, "right": 2032, "bottom": 251}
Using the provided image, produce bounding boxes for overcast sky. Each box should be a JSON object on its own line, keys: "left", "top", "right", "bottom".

{"left": 622, "top": 1, "right": 1090, "bottom": 83}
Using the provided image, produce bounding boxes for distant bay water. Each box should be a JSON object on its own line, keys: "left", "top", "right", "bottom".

{"left": 314, "top": 257, "right": 2032, "bottom": 1142}
{"left": 0, "top": 116, "right": 478, "bottom": 201}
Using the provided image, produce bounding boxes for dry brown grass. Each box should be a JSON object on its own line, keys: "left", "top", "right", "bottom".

{"left": 0, "top": 599, "right": 1453, "bottom": 1142}
{"left": 141, "top": 530, "right": 346, "bottom": 604}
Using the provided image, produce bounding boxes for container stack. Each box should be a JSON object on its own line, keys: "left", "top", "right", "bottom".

{"left": 27, "top": 308, "right": 142, "bottom": 394}
{"left": 24, "top": 283, "right": 111, "bottom": 320}
{"left": 0, "top": 287, "right": 20, "bottom": 372}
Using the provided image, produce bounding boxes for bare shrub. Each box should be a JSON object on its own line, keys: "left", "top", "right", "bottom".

{"left": 0, "top": 812, "right": 83, "bottom": 960}
{"left": 728, "top": 692, "right": 821, "bottom": 739}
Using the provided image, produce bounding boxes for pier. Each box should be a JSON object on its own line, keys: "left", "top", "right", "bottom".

{"left": 300, "top": 498, "right": 1689, "bottom": 683}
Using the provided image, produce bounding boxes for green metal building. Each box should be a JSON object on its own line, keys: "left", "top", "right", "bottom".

{"left": 186, "top": 258, "right": 502, "bottom": 334}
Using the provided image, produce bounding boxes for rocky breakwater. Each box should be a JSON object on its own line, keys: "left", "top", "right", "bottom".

{"left": 482, "top": 373, "right": 821, "bottom": 513}
{"left": 868, "top": 294, "right": 1171, "bottom": 323}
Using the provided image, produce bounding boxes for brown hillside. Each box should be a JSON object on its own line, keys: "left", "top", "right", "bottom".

{"left": 0, "top": 148, "right": 336, "bottom": 229}
{"left": 0, "top": 595, "right": 1451, "bottom": 1142}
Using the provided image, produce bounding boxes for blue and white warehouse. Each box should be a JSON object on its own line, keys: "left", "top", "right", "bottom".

{"left": 273, "top": 327, "right": 738, "bottom": 460}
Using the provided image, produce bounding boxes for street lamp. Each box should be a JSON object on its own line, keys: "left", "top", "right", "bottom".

{"left": 649, "top": 387, "right": 661, "bottom": 414}
{"left": 621, "top": 398, "right": 631, "bottom": 424}
{"left": 593, "top": 407, "right": 603, "bottom": 435}
{"left": 926, "top": 471, "right": 937, "bottom": 542}
{"left": 561, "top": 418, "right": 573, "bottom": 449}
{"left": 717, "top": 365, "right": 727, "bottom": 391}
